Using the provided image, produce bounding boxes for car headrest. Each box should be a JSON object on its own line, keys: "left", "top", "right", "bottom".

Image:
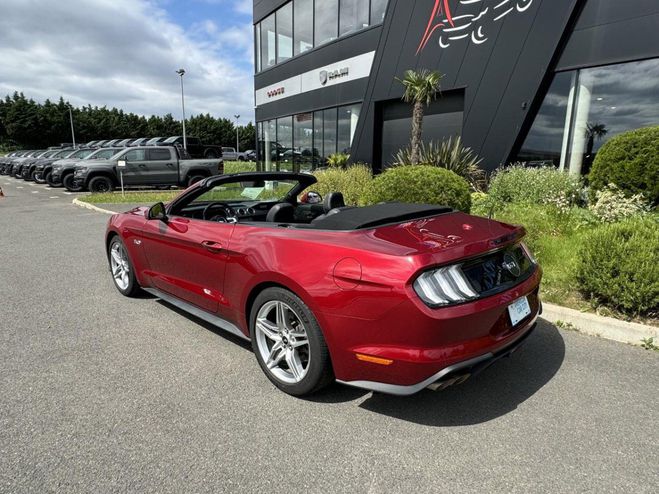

{"left": 266, "top": 202, "right": 295, "bottom": 223}
{"left": 324, "top": 192, "right": 345, "bottom": 212}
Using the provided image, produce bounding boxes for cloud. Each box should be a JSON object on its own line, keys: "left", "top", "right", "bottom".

{"left": 0, "top": 0, "right": 255, "bottom": 123}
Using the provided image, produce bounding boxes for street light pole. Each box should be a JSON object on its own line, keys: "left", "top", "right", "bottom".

{"left": 176, "top": 68, "right": 187, "bottom": 151}
{"left": 234, "top": 114, "right": 240, "bottom": 152}
{"left": 68, "top": 105, "right": 76, "bottom": 147}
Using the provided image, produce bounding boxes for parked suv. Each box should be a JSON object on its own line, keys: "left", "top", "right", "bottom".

{"left": 50, "top": 147, "right": 123, "bottom": 190}
{"left": 162, "top": 136, "right": 223, "bottom": 159}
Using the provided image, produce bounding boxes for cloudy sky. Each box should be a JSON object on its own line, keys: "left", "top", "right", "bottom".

{"left": 0, "top": 0, "right": 255, "bottom": 123}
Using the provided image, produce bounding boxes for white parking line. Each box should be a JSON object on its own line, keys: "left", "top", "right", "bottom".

{"left": 16, "top": 186, "right": 24, "bottom": 189}
{"left": 49, "top": 196, "right": 60, "bottom": 199}
{"left": 32, "top": 191, "right": 39, "bottom": 194}
{"left": 63, "top": 192, "right": 73, "bottom": 195}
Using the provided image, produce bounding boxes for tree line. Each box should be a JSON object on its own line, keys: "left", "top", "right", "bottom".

{"left": 0, "top": 92, "right": 256, "bottom": 151}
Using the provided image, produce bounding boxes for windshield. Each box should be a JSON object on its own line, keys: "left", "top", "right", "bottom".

{"left": 163, "top": 136, "right": 180, "bottom": 144}
{"left": 53, "top": 150, "right": 72, "bottom": 158}
{"left": 191, "top": 179, "right": 299, "bottom": 204}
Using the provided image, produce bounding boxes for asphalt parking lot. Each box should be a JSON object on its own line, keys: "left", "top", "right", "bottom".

{"left": 0, "top": 178, "right": 657, "bottom": 493}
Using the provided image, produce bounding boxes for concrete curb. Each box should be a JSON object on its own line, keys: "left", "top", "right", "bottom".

{"left": 541, "top": 302, "right": 658, "bottom": 346}
{"left": 72, "top": 198, "right": 114, "bottom": 215}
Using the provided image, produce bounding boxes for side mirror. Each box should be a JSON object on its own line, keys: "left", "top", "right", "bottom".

{"left": 147, "top": 202, "right": 167, "bottom": 222}
{"left": 117, "top": 159, "right": 127, "bottom": 167}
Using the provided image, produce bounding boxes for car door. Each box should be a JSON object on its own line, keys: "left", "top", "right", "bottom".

{"left": 140, "top": 215, "right": 235, "bottom": 314}
{"left": 119, "top": 149, "right": 148, "bottom": 185}
{"left": 147, "top": 148, "right": 178, "bottom": 184}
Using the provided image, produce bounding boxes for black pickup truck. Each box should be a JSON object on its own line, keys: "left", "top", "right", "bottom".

{"left": 161, "top": 136, "right": 223, "bottom": 159}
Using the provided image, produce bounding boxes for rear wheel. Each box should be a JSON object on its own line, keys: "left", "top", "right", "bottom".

{"left": 88, "top": 175, "right": 114, "bottom": 193}
{"left": 187, "top": 174, "right": 206, "bottom": 187}
{"left": 250, "top": 287, "right": 333, "bottom": 396}
{"left": 108, "top": 236, "right": 140, "bottom": 297}
{"left": 62, "top": 173, "right": 83, "bottom": 192}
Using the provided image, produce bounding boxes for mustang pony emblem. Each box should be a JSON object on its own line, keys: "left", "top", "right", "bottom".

{"left": 416, "top": 0, "right": 535, "bottom": 55}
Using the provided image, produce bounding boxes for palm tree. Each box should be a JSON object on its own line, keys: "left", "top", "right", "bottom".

{"left": 398, "top": 69, "right": 443, "bottom": 164}
{"left": 585, "top": 122, "right": 608, "bottom": 158}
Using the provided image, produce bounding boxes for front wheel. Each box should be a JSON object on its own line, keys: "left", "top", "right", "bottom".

{"left": 108, "top": 236, "right": 141, "bottom": 297}
{"left": 250, "top": 287, "right": 333, "bottom": 396}
{"left": 62, "top": 173, "right": 84, "bottom": 192}
{"left": 45, "top": 171, "right": 59, "bottom": 187}
{"left": 88, "top": 175, "right": 114, "bottom": 193}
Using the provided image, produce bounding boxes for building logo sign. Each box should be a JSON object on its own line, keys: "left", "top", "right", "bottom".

{"left": 320, "top": 67, "right": 349, "bottom": 85}
{"left": 267, "top": 87, "right": 285, "bottom": 98}
{"left": 416, "top": 0, "right": 534, "bottom": 54}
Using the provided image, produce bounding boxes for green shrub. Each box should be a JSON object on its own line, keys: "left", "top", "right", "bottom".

{"left": 577, "top": 216, "right": 659, "bottom": 316}
{"left": 313, "top": 164, "right": 372, "bottom": 206}
{"left": 589, "top": 184, "right": 650, "bottom": 223}
{"left": 326, "top": 153, "right": 350, "bottom": 169}
{"left": 588, "top": 126, "right": 659, "bottom": 204}
{"left": 488, "top": 165, "right": 583, "bottom": 208}
{"left": 394, "top": 137, "right": 485, "bottom": 191}
{"left": 363, "top": 165, "right": 471, "bottom": 212}
{"left": 224, "top": 160, "right": 256, "bottom": 174}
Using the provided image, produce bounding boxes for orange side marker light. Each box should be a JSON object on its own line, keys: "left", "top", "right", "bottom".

{"left": 355, "top": 353, "right": 394, "bottom": 366}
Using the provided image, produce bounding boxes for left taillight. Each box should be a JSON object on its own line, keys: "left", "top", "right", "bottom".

{"left": 413, "top": 264, "right": 479, "bottom": 307}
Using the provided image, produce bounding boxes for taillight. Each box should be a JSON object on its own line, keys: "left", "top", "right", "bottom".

{"left": 413, "top": 264, "right": 479, "bottom": 307}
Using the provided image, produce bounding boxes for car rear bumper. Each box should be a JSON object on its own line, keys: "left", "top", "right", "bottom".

{"left": 337, "top": 316, "right": 538, "bottom": 395}
{"left": 322, "top": 267, "right": 542, "bottom": 393}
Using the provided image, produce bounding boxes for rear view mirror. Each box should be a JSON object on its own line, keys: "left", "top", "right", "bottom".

{"left": 147, "top": 202, "right": 167, "bottom": 222}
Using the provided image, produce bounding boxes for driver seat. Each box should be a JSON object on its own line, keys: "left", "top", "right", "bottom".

{"left": 266, "top": 203, "right": 295, "bottom": 223}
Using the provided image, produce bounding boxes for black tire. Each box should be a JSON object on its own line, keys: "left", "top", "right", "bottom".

{"left": 187, "top": 174, "right": 206, "bottom": 187}
{"left": 204, "top": 149, "right": 219, "bottom": 159}
{"left": 45, "top": 171, "right": 59, "bottom": 187}
{"left": 62, "top": 173, "right": 84, "bottom": 192}
{"left": 250, "top": 287, "right": 333, "bottom": 396}
{"left": 88, "top": 175, "right": 114, "bottom": 193}
{"left": 30, "top": 170, "right": 40, "bottom": 182}
{"left": 107, "top": 236, "right": 141, "bottom": 297}
{"left": 21, "top": 168, "right": 31, "bottom": 180}
{"left": 238, "top": 156, "right": 245, "bottom": 161}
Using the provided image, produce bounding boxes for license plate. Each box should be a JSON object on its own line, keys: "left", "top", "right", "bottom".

{"left": 508, "top": 296, "right": 531, "bottom": 326}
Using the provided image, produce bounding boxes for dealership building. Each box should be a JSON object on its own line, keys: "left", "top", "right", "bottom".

{"left": 253, "top": 0, "right": 659, "bottom": 173}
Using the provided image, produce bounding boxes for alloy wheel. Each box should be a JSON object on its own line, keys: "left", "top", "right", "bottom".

{"left": 255, "top": 300, "right": 310, "bottom": 384}
{"left": 110, "top": 242, "right": 130, "bottom": 290}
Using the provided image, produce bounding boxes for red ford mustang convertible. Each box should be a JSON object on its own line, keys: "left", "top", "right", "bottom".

{"left": 105, "top": 172, "right": 542, "bottom": 396}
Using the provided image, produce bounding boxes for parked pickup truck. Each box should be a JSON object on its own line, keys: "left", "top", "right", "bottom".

{"left": 221, "top": 147, "right": 248, "bottom": 161}
{"left": 72, "top": 146, "right": 224, "bottom": 193}
{"left": 162, "top": 136, "right": 223, "bottom": 159}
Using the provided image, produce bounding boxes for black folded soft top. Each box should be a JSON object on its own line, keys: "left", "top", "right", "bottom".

{"left": 310, "top": 202, "right": 454, "bottom": 230}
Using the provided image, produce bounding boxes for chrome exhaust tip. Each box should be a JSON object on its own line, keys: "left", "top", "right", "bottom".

{"left": 426, "top": 373, "right": 471, "bottom": 391}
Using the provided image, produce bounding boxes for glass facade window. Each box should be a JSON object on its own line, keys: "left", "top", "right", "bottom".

{"left": 255, "top": 25, "right": 261, "bottom": 72}
{"left": 256, "top": 1, "right": 388, "bottom": 72}
{"left": 340, "top": 0, "right": 369, "bottom": 37}
{"left": 322, "top": 108, "right": 338, "bottom": 158}
{"left": 260, "top": 14, "right": 276, "bottom": 70}
{"left": 294, "top": 0, "right": 313, "bottom": 56}
{"left": 315, "top": 0, "right": 339, "bottom": 46}
{"left": 516, "top": 58, "right": 659, "bottom": 175}
{"left": 337, "top": 104, "right": 361, "bottom": 153}
{"left": 293, "top": 113, "right": 315, "bottom": 171}
{"left": 371, "top": 0, "right": 388, "bottom": 24}
{"left": 257, "top": 104, "right": 362, "bottom": 170}
{"left": 276, "top": 3, "right": 293, "bottom": 63}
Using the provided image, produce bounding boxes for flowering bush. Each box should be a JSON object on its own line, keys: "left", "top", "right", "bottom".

{"left": 588, "top": 184, "right": 649, "bottom": 223}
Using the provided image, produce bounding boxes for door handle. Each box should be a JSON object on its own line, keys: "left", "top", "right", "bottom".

{"left": 201, "top": 240, "right": 223, "bottom": 253}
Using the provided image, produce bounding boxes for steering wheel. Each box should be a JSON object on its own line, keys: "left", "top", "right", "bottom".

{"left": 203, "top": 202, "right": 232, "bottom": 222}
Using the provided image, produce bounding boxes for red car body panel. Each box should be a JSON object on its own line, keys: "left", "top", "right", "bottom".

{"left": 107, "top": 202, "right": 542, "bottom": 392}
